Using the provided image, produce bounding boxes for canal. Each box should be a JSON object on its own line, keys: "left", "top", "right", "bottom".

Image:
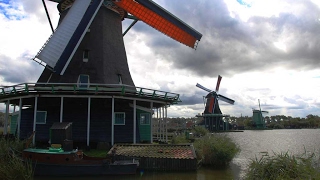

{"left": 35, "top": 129, "right": 320, "bottom": 180}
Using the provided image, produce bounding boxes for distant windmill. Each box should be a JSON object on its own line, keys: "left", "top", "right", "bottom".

{"left": 252, "top": 99, "right": 268, "bottom": 129}
{"left": 196, "top": 75, "right": 235, "bottom": 131}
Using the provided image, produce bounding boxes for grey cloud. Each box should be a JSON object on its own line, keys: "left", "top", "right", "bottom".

{"left": 129, "top": 0, "right": 320, "bottom": 78}
{"left": 0, "top": 54, "right": 43, "bottom": 84}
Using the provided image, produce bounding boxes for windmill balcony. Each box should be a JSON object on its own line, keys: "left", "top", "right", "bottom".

{"left": 0, "top": 83, "right": 180, "bottom": 105}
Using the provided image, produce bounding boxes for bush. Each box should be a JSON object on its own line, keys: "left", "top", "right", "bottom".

{"left": 192, "top": 126, "right": 209, "bottom": 137}
{"left": 171, "top": 134, "right": 189, "bottom": 144}
{"left": 245, "top": 151, "right": 320, "bottom": 180}
{"left": 194, "top": 134, "right": 240, "bottom": 167}
{"left": 0, "top": 138, "right": 34, "bottom": 180}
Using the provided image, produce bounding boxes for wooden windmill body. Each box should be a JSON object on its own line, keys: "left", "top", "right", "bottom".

{"left": 196, "top": 76, "right": 235, "bottom": 131}
{"left": 0, "top": 0, "right": 202, "bottom": 147}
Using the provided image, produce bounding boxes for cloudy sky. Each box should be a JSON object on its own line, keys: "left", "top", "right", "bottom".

{"left": 0, "top": 0, "right": 320, "bottom": 118}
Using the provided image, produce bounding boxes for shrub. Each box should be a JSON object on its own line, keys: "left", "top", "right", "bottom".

{"left": 192, "top": 126, "right": 209, "bottom": 137}
{"left": 194, "top": 134, "right": 240, "bottom": 167}
{"left": 245, "top": 151, "right": 320, "bottom": 180}
{"left": 171, "top": 134, "right": 189, "bottom": 144}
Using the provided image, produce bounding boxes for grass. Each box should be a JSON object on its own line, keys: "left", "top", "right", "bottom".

{"left": 83, "top": 149, "right": 108, "bottom": 158}
{"left": 194, "top": 134, "right": 240, "bottom": 168}
{"left": 0, "top": 137, "right": 34, "bottom": 180}
{"left": 244, "top": 151, "right": 320, "bottom": 180}
{"left": 171, "top": 126, "right": 240, "bottom": 168}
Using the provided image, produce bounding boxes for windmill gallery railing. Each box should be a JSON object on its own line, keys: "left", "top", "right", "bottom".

{"left": 0, "top": 83, "right": 180, "bottom": 104}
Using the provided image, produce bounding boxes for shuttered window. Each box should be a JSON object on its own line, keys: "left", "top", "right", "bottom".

{"left": 114, "top": 112, "right": 125, "bottom": 125}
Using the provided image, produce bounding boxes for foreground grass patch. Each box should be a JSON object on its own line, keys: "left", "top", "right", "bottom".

{"left": 245, "top": 151, "right": 320, "bottom": 180}
{"left": 0, "top": 137, "right": 34, "bottom": 180}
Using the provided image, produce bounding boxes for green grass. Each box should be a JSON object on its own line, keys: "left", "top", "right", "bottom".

{"left": 171, "top": 127, "right": 240, "bottom": 168}
{"left": 83, "top": 149, "right": 108, "bottom": 158}
{"left": 244, "top": 151, "right": 320, "bottom": 180}
{"left": 194, "top": 134, "right": 240, "bottom": 168}
{"left": 0, "top": 137, "right": 34, "bottom": 180}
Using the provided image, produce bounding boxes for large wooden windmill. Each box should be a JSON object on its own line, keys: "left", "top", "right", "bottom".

{"left": 34, "top": 0, "right": 202, "bottom": 83}
{"left": 252, "top": 99, "right": 268, "bottom": 129}
{"left": 196, "top": 75, "right": 235, "bottom": 131}
{"left": 0, "top": 0, "right": 202, "bottom": 147}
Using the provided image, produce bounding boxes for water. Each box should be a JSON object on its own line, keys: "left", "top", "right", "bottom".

{"left": 35, "top": 129, "right": 320, "bottom": 180}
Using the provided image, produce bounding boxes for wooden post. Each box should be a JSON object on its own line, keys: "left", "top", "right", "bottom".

{"left": 33, "top": 97, "right": 38, "bottom": 145}
{"left": 150, "top": 102, "right": 153, "bottom": 143}
{"left": 165, "top": 105, "right": 168, "bottom": 142}
{"left": 111, "top": 97, "right": 114, "bottom": 145}
{"left": 4, "top": 101, "right": 9, "bottom": 135}
{"left": 60, "top": 97, "right": 64, "bottom": 123}
{"left": 17, "top": 98, "right": 22, "bottom": 138}
{"left": 133, "top": 99, "right": 136, "bottom": 144}
{"left": 87, "top": 97, "right": 91, "bottom": 147}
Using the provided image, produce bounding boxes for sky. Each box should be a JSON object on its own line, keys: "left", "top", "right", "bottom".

{"left": 0, "top": 0, "right": 320, "bottom": 118}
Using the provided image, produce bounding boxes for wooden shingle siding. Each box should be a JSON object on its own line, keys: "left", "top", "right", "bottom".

{"left": 19, "top": 97, "right": 142, "bottom": 144}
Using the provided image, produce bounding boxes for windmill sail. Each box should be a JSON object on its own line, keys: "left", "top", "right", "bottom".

{"left": 35, "top": 0, "right": 103, "bottom": 75}
{"left": 218, "top": 94, "right": 235, "bottom": 105}
{"left": 114, "top": 0, "right": 202, "bottom": 49}
{"left": 196, "top": 83, "right": 212, "bottom": 93}
{"left": 215, "top": 75, "right": 222, "bottom": 92}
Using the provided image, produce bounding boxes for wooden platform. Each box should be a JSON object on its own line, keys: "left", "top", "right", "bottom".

{"left": 107, "top": 144, "right": 198, "bottom": 171}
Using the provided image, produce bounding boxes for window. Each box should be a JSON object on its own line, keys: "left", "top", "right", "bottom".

{"left": 83, "top": 50, "right": 89, "bottom": 62}
{"left": 77, "top": 74, "right": 90, "bottom": 89}
{"left": 117, "top": 74, "right": 122, "bottom": 84}
{"left": 140, "top": 113, "right": 150, "bottom": 125}
{"left": 114, "top": 112, "right": 125, "bottom": 125}
{"left": 36, "top": 111, "right": 47, "bottom": 124}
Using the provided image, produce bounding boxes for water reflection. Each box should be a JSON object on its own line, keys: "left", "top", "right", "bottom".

{"left": 35, "top": 129, "right": 320, "bottom": 180}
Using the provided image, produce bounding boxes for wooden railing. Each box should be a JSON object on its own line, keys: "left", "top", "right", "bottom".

{"left": 0, "top": 83, "right": 180, "bottom": 103}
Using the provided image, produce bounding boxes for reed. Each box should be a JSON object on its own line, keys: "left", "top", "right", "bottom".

{"left": 171, "top": 134, "right": 190, "bottom": 144}
{"left": 0, "top": 138, "right": 34, "bottom": 180}
{"left": 194, "top": 134, "right": 240, "bottom": 167}
{"left": 245, "top": 151, "right": 320, "bottom": 180}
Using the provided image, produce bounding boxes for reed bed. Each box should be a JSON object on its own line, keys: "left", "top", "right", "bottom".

{"left": 0, "top": 137, "right": 34, "bottom": 180}
{"left": 245, "top": 151, "right": 320, "bottom": 180}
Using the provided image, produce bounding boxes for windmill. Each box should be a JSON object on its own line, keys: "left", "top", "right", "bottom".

{"left": 34, "top": 0, "right": 202, "bottom": 84}
{"left": 196, "top": 75, "right": 235, "bottom": 131}
{"left": 5, "top": 0, "right": 202, "bottom": 146}
{"left": 252, "top": 99, "right": 268, "bottom": 129}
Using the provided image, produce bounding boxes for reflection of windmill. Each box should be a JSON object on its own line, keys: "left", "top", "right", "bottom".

{"left": 196, "top": 75, "right": 235, "bottom": 131}
{"left": 252, "top": 99, "right": 268, "bottom": 129}
{"left": 0, "top": 0, "right": 202, "bottom": 146}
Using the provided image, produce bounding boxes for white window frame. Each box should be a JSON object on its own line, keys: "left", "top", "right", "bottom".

{"left": 114, "top": 112, "right": 125, "bottom": 125}
{"left": 118, "top": 74, "right": 122, "bottom": 84}
{"left": 83, "top": 50, "right": 89, "bottom": 62}
{"left": 36, "top": 111, "right": 47, "bottom": 124}
{"left": 77, "top": 74, "right": 90, "bottom": 89}
{"left": 140, "top": 113, "right": 150, "bottom": 125}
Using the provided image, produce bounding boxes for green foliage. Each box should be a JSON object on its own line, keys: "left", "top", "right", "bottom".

{"left": 0, "top": 138, "right": 33, "bottom": 180}
{"left": 83, "top": 149, "right": 107, "bottom": 158}
{"left": 245, "top": 152, "right": 320, "bottom": 180}
{"left": 171, "top": 134, "right": 189, "bottom": 144}
{"left": 194, "top": 134, "right": 240, "bottom": 167}
{"left": 192, "top": 126, "right": 209, "bottom": 137}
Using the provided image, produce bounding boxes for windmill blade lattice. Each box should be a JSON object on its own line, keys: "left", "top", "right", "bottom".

{"left": 114, "top": 0, "right": 202, "bottom": 49}
{"left": 34, "top": 0, "right": 202, "bottom": 76}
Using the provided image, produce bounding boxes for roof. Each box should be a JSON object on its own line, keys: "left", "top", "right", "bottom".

{"left": 108, "top": 144, "right": 197, "bottom": 159}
